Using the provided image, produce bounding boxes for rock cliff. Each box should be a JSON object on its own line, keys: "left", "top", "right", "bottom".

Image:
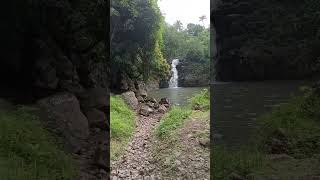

{"left": 0, "top": 0, "right": 109, "bottom": 179}
{"left": 212, "top": 0, "right": 320, "bottom": 81}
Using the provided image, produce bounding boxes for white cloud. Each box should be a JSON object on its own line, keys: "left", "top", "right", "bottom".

{"left": 158, "top": 0, "right": 210, "bottom": 28}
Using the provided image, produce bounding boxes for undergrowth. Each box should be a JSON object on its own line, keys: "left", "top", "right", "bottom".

{"left": 189, "top": 88, "right": 210, "bottom": 111}
{"left": 0, "top": 106, "right": 77, "bottom": 180}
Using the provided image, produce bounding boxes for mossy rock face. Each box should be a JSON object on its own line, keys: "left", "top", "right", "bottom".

{"left": 0, "top": 0, "right": 108, "bottom": 100}
{"left": 213, "top": 0, "right": 320, "bottom": 81}
{"left": 38, "top": 92, "right": 89, "bottom": 152}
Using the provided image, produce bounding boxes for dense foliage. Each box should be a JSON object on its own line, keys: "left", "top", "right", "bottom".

{"left": 214, "top": 0, "right": 320, "bottom": 80}
{"left": 111, "top": 0, "right": 170, "bottom": 84}
{"left": 162, "top": 22, "right": 210, "bottom": 86}
{"left": 163, "top": 22, "right": 209, "bottom": 64}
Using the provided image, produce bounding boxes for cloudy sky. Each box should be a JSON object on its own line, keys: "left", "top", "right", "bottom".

{"left": 158, "top": 0, "right": 210, "bottom": 28}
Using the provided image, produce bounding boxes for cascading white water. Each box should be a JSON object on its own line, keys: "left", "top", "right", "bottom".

{"left": 169, "top": 59, "right": 179, "bottom": 88}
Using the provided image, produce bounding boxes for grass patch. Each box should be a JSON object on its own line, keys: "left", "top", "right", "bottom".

{"left": 189, "top": 88, "right": 210, "bottom": 111}
{"left": 110, "top": 96, "right": 135, "bottom": 160}
{"left": 212, "top": 146, "right": 264, "bottom": 179}
{"left": 155, "top": 89, "right": 210, "bottom": 140}
{"left": 155, "top": 107, "right": 192, "bottom": 139}
{"left": 0, "top": 106, "right": 77, "bottom": 180}
{"left": 256, "top": 92, "right": 320, "bottom": 158}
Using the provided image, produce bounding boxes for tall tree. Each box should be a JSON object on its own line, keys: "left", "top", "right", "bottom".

{"left": 199, "top": 15, "right": 207, "bottom": 26}
{"left": 111, "top": 0, "right": 170, "bottom": 86}
{"left": 173, "top": 20, "right": 183, "bottom": 32}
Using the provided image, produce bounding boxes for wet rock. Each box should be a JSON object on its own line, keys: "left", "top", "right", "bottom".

{"left": 38, "top": 92, "right": 89, "bottom": 152}
{"left": 139, "top": 105, "right": 154, "bottom": 116}
{"left": 121, "top": 91, "right": 139, "bottom": 110}
{"left": 159, "top": 97, "right": 170, "bottom": 105}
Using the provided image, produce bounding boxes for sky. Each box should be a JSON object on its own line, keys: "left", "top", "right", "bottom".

{"left": 158, "top": 0, "right": 210, "bottom": 28}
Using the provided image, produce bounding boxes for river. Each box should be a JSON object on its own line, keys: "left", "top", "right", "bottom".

{"left": 149, "top": 87, "right": 207, "bottom": 106}
{"left": 211, "top": 80, "right": 314, "bottom": 150}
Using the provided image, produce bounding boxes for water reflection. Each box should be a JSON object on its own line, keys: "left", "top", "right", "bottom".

{"left": 149, "top": 87, "right": 208, "bottom": 106}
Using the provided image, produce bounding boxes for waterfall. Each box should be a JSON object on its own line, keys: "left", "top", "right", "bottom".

{"left": 169, "top": 59, "right": 179, "bottom": 88}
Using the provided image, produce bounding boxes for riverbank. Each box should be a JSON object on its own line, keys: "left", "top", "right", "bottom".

{"left": 110, "top": 89, "right": 210, "bottom": 179}
{"left": 151, "top": 89, "right": 210, "bottom": 179}
{"left": 213, "top": 86, "right": 320, "bottom": 179}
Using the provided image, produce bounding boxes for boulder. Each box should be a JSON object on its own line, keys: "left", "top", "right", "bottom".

{"left": 137, "top": 95, "right": 145, "bottom": 103}
{"left": 139, "top": 105, "right": 154, "bottom": 116}
{"left": 121, "top": 91, "right": 139, "bottom": 110}
{"left": 139, "top": 89, "right": 148, "bottom": 98}
{"left": 84, "top": 108, "right": 107, "bottom": 130}
{"left": 145, "top": 96, "right": 157, "bottom": 103}
{"left": 158, "top": 105, "right": 167, "bottom": 113}
{"left": 37, "top": 92, "right": 89, "bottom": 152}
{"left": 264, "top": 128, "right": 289, "bottom": 154}
{"left": 154, "top": 102, "right": 160, "bottom": 109}
{"left": 159, "top": 97, "right": 170, "bottom": 105}
{"left": 146, "top": 102, "right": 155, "bottom": 108}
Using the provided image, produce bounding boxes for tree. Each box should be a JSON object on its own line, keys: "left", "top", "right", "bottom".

{"left": 111, "top": 0, "right": 170, "bottom": 85}
{"left": 199, "top": 15, "right": 207, "bottom": 26}
{"left": 186, "top": 23, "right": 204, "bottom": 36}
{"left": 173, "top": 20, "right": 183, "bottom": 32}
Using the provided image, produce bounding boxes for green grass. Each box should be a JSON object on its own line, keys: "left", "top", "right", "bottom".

{"left": 110, "top": 96, "right": 135, "bottom": 160}
{"left": 0, "top": 106, "right": 77, "bottom": 180}
{"left": 155, "top": 90, "right": 210, "bottom": 140}
{"left": 257, "top": 92, "right": 320, "bottom": 158}
{"left": 189, "top": 88, "right": 210, "bottom": 111}
{"left": 155, "top": 107, "right": 192, "bottom": 139}
{"left": 212, "top": 146, "right": 264, "bottom": 180}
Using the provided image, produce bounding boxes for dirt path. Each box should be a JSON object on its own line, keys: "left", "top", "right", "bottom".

{"left": 151, "top": 111, "right": 210, "bottom": 179}
{"left": 110, "top": 112, "right": 164, "bottom": 179}
{"left": 111, "top": 109, "right": 210, "bottom": 180}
